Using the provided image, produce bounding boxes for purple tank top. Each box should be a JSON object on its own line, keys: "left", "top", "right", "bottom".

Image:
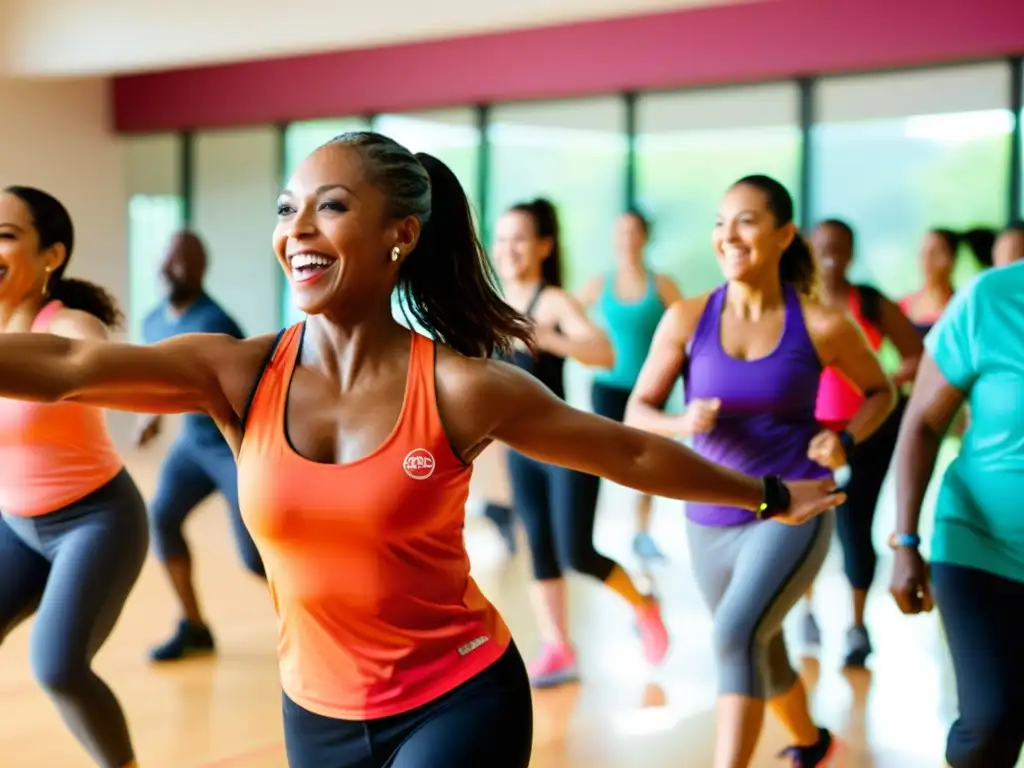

{"left": 684, "top": 284, "right": 828, "bottom": 527}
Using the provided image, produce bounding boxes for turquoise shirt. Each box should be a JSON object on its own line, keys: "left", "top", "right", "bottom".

{"left": 927, "top": 262, "right": 1024, "bottom": 583}
{"left": 592, "top": 272, "right": 666, "bottom": 391}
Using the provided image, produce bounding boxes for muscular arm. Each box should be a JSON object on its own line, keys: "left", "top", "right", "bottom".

{"left": 894, "top": 355, "right": 964, "bottom": 537}
{"left": 625, "top": 297, "right": 704, "bottom": 436}
{"left": 0, "top": 331, "right": 268, "bottom": 443}
{"left": 539, "top": 289, "right": 614, "bottom": 368}
{"left": 440, "top": 355, "right": 762, "bottom": 509}
{"left": 809, "top": 306, "right": 895, "bottom": 444}
{"left": 879, "top": 297, "right": 924, "bottom": 386}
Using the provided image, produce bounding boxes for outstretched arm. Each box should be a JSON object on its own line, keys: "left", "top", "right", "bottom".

{"left": 437, "top": 353, "right": 843, "bottom": 522}
{"left": 0, "top": 331, "right": 254, "bottom": 430}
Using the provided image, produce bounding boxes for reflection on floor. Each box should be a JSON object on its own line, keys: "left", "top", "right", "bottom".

{"left": 0, "top": 435, "right": 1004, "bottom": 767}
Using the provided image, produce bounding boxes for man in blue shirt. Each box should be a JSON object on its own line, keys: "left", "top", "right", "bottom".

{"left": 137, "top": 231, "right": 264, "bottom": 662}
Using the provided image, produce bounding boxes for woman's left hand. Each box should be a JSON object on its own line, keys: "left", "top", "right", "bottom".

{"left": 807, "top": 430, "right": 847, "bottom": 470}
{"left": 774, "top": 479, "right": 846, "bottom": 525}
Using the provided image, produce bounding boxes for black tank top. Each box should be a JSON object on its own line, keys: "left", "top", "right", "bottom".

{"left": 504, "top": 283, "right": 566, "bottom": 401}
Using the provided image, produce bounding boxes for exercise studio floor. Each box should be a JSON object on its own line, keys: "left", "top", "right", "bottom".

{"left": 0, "top": 426, "right": 991, "bottom": 767}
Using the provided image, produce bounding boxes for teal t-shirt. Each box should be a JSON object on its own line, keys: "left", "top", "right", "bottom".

{"left": 927, "top": 262, "right": 1024, "bottom": 583}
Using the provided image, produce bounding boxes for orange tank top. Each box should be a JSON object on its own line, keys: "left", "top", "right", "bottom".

{"left": 0, "top": 301, "right": 124, "bottom": 517}
{"left": 237, "top": 325, "right": 511, "bottom": 721}
{"left": 814, "top": 286, "right": 885, "bottom": 427}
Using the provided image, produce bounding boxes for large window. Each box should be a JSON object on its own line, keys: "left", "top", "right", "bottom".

{"left": 811, "top": 63, "right": 1014, "bottom": 297}
{"left": 192, "top": 127, "right": 281, "bottom": 336}
{"left": 635, "top": 83, "right": 802, "bottom": 296}
{"left": 124, "top": 134, "right": 185, "bottom": 342}
{"left": 372, "top": 109, "right": 481, "bottom": 211}
{"left": 487, "top": 97, "right": 628, "bottom": 292}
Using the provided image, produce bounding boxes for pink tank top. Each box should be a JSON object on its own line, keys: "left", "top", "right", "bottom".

{"left": 814, "top": 287, "right": 884, "bottom": 427}
{"left": 0, "top": 302, "right": 124, "bottom": 517}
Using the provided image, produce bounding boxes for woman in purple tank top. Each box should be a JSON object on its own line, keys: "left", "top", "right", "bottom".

{"left": 626, "top": 175, "right": 895, "bottom": 768}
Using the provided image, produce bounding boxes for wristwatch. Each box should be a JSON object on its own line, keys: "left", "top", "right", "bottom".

{"left": 888, "top": 532, "right": 921, "bottom": 550}
{"left": 757, "top": 475, "right": 791, "bottom": 520}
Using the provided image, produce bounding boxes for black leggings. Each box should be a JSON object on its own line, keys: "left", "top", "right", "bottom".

{"left": 835, "top": 396, "right": 907, "bottom": 591}
{"left": 149, "top": 435, "right": 264, "bottom": 576}
{"left": 507, "top": 451, "right": 615, "bottom": 582}
{"left": 0, "top": 469, "right": 148, "bottom": 768}
{"left": 282, "top": 643, "right": 533, "bottom": 768}
{"left": 933, "top": 562, "right": 1024, "bottom": 768}
{"left": 591, "top": 381, "right": 631, "bottom": 423}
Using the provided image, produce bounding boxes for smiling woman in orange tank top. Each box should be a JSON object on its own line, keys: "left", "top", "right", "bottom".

{"left": 0, "top": 187, "right": 148, "bottom": 768}
{"left": 0, "top": 135, "right": 843, "bottom": 768}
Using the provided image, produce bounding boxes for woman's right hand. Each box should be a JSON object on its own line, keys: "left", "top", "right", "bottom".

{"left": 678, "top": 398, "right": 720, "bottom": 435}
{"left": 773, "top": 479, "right": 846, "bottom": 525}
{"left": 890, "top": 546, "right": 934, "bottom": 614}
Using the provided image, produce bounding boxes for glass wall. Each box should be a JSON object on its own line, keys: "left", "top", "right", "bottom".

{"left": 124, "top": 134, "right": 185, "bottom": 342}
{"left": 635, "top": 83, "right": 802, "bottom": 295}
{"left": 487, "top": 97, "right": 628, "bottom": 292}
{"left": 372, "top": 108, "right": 481, "bottom": 211}
{"left": 192, "top": 126, "right": 282, "bottom": 337}
{"left": 811, "top": 63, "right": 1014, "bottom": 297}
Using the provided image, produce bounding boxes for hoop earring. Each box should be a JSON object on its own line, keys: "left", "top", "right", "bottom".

{"left": 391, "top": 246, "right": 400, "bottom": 262}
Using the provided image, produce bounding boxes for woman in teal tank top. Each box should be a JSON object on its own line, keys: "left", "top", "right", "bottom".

{"left": 578, "top": 210, "right": 681, "bottom": 561}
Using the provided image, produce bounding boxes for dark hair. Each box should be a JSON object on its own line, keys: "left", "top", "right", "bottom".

{"left": 732, "top": 175, "right": 817, "bottom": 296}
{"left": 623, "top": 208, "right": 651, "bottom": 238}
{"left": 930, "top": 227, "right": 996, "bottom": 268}
{"left": 3, "top": 186, "right": 123, "bottom": 328}
{"left": 1006, "top": 220, "right": 1024, "bottom": 234}
{"left": 816, "top": 218, "right": 855, "bottom": 251}
{"left": 322, "top": 132, "right": 533, "bottom": 359}
{"left": 508, "top": 198, "right": 563, "bottom": 288}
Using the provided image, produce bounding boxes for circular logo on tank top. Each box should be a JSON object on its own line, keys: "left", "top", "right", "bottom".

{"left": 403, "top": 448, "right": 435, "bottom": 480}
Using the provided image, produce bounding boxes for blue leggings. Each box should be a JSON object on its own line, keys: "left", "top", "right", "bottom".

{"left": 282, "top": 643, "right": 533, "bottom": 768}
{"left": 149, "top": 435, "right": 263, "bottom": 575}
{"left": 0, "top": 469, "right": 148, "bottom": 768}
{"left": 933, "top": 562, "right": 1024, "bottom": 768}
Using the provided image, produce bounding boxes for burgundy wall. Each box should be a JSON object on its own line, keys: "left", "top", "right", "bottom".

{"left": 113, "top": 0, "right": 1024, "bottom": 133}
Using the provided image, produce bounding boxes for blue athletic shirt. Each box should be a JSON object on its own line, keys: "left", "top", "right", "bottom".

{"left": 142, "top": 293, "right": 244, "bottom": 447}
{"left": 927, "top": 262, "right": 1024, "bottom": 583}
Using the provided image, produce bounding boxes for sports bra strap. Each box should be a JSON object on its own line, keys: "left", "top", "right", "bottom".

{"left": 524, "top": 283, "right": 545, "bottom": 318}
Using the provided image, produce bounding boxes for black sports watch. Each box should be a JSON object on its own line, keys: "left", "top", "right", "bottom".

{"left": 757, "top": 475, "right": 791, "bottom": 520}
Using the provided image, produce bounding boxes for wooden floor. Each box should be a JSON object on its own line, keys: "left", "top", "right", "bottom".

{"left": 0, "top": 425, "right": 989, "bottom": 767}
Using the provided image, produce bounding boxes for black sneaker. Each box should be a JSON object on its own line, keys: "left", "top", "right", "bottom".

{"left": 149, "top": 620, "right": 215, "bottom": 662}
{"left": 843, "top": 625, "right": 873, "bottom": 668}
{"left": 778, "top": 728, "right": 839, "bottom": 767}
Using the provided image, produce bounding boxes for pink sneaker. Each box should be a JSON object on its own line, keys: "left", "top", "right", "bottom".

{"left": 527, "top": 643, "right": 579, "bottom": 688}
{"left": 636, "top": 599, "right": 669, "bottom": 666}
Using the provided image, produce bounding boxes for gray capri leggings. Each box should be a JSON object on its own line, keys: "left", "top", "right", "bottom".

{"left": 687, "top": 511, "right": 833, "bottom": 699}
{"left": 0, "top": 469, "right": 148, "bottom": 768}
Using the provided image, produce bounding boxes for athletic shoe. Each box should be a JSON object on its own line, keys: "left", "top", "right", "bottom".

{"left": 527, "top": 643, "right": 579, "bottom": 688}
{"left": 149, "top": 619, "right": 215, "bottom": 662}
{"left": 778, "top": 727, "right": 841, "bottom": 766}
{"left": 801, "top": 611, "right": 822, "bottom": 650}
{"left": 632, "top": 532, "right": 666, "bottom": 562}
{"left": 635, "top": 598, "right": 670, "bottom": 666}
{"left": 843, "top": 625, "right": 873, "bottom": 668}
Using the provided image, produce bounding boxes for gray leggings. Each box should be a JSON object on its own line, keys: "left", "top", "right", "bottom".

{"left": 687, "top": 512, "right": 833, "bottom": 700}
{"left": 0, "top": 469, "right": 148, "bottom": 767}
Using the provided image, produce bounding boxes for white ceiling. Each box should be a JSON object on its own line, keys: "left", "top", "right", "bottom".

{"left": 2, "top": 0, "right": 739, "bottom": 78}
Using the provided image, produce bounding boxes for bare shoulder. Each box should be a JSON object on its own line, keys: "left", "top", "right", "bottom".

{"left": 666, "top": 293, "right": 712, "bottom": 341}
{"left": 800, "top": 298, "right": 856, "bottom": 342}
{"left": 432, "top": 344, "right": 549, "bottom": 459}
{"left": 47, "top": 307, "right": 111, "bottom": 341}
